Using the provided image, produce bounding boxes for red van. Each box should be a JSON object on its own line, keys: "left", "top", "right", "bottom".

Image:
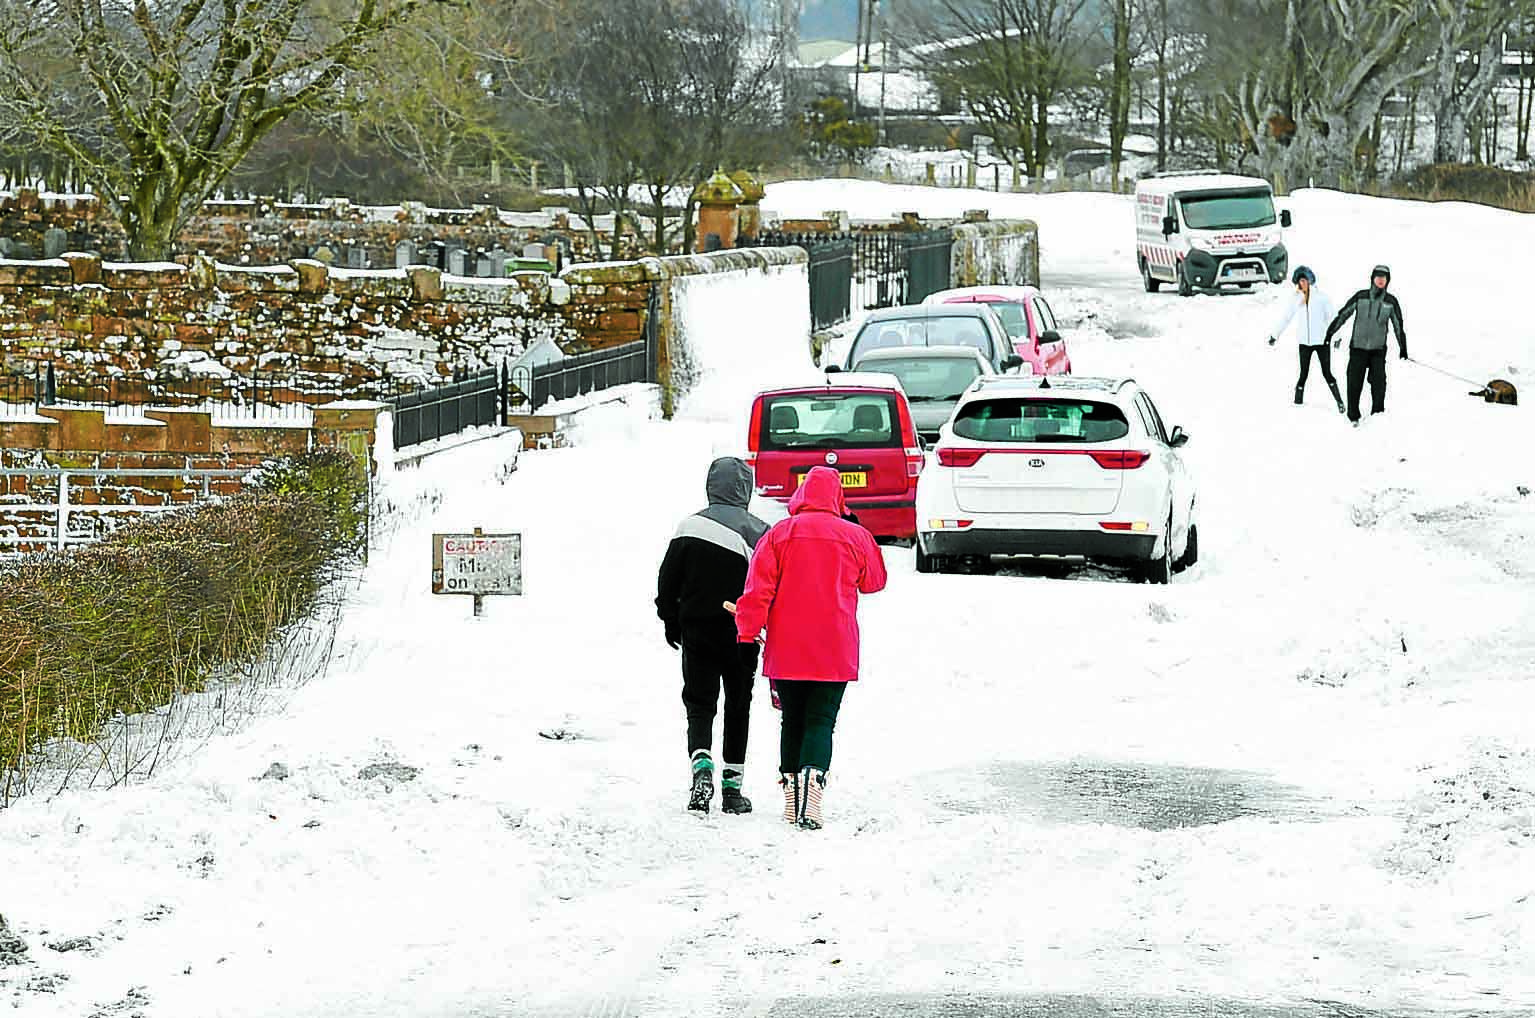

{"left": 746, "top": 375, "right": 924, "bottom": 540}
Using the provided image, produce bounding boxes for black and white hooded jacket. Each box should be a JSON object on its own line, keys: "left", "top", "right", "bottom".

{"left": 656, "top": 457, "right": 769, "bottom": 642}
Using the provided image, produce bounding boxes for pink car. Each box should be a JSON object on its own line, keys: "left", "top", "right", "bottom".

{"left": 922, "top": 285, "right": 1073, "bottom": 376}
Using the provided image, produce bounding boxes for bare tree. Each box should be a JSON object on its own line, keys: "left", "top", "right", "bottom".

{"left": 523, "top": 0, "right": 779, "bottom": 257}
{"left": 0, "top": 0, "right": 442, "bottom": 259}
{"left": 1429, "top": 0, "right": 1517, "bottom": 163}
{"left": 1107, "top": 0, "right": 1133, "bottom": 188}
{"left": 916, "top": 0, "right": 1093, "bottom": 181}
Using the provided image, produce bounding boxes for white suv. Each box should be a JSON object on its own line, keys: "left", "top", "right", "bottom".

{"left": 915, "top": 376, "right": 1198, "bottom": 582}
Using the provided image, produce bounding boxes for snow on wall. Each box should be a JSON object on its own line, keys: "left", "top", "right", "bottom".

{"left": 951, "top": 220, "right": 1040, "bottom": 288}
{"left": 664, "top": 249, "right": 817, "bottom": 425}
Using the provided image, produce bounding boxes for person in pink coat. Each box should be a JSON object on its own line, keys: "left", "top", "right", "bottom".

{"left": 734, "top": 466, "right": 888, "bottom": 829}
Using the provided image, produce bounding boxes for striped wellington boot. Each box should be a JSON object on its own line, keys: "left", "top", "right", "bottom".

{"left": 796, "top": 767, "right": 826, "bottom": 830}
{"left": 779, "top": 772, "right": 798, "bottom": 824}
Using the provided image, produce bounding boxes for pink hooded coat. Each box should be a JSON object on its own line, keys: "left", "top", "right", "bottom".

{"left": 734, "top": 466, "right": 888, "bottom": 682}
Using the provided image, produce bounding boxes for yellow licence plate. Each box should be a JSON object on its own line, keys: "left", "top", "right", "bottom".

{"left": 797, "top": 471, "right": 868, "bottom": 489}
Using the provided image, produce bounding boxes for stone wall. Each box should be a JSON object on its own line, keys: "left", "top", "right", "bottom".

{"left": 949, "top": 219, "right": 1040, "bottom": 289}
{"left": 0, "top": 188, "right": 641, "bottom": 267}
{"left": 0, "top": 254, "right": 580, "bottom": 398}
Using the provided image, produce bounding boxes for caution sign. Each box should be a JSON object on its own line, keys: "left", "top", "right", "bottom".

{"left": 432, "top": 529, "right": 522, "bottom": 614}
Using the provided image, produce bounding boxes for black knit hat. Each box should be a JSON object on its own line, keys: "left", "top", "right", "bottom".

{"left": 1371, "top": 264, "right": 1391, "bottom": 283}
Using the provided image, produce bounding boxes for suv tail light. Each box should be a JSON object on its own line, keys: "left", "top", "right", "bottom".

{"left": 1089, "top": 450, "right": 1150, "bottom": 470}
{"left": 937, "top": 448, "right": 986, "bottom": 468}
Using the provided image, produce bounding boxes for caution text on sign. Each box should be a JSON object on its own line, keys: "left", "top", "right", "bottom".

{"left": 432, "top": 532, "right": 522, "bottom": 596}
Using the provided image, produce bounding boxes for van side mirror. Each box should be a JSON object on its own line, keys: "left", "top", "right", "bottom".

{"left": 1162, "top": 215, "right": 1178, "bottom": 236}
{"left": 1001, "top": 354, "right": 1024, "bottom": 372}
{"left": 824, "top": 364, "right": 843, "bottom": 374}
{"left": 1169, "top": 426, "right": 1190, "bottom": 448}
{"left": 1039, "top": 330, "right": 1062, "bottom": 345}
{"left": 1280, "top": 209, "right": 1293, "bottom": 228}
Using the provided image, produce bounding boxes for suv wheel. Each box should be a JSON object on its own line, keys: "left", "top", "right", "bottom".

{"left": 1139, "top": 512, "right": 1174, "bottom": 584}
{"left": 1140, "top": 257, "right": 1161, "bottom": 293}
{"left": 915, "top": 539, "right": 941, "bottom": 574}
{"left": 1175, "top": 520, "right": 1199, "bottom": 572}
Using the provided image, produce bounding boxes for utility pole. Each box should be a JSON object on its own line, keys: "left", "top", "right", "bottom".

{"left": 878, "top": 13, "right": 889, "bottom": 145}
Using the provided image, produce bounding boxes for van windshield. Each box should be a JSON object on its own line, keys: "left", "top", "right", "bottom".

{"left": 1178, "top": 190, "right": 1276, "bottom": 230}
{"left": 759, "top": 392, "right": 900, "bottom": 450}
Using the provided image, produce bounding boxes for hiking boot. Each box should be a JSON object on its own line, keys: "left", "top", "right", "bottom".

{"left": 1293, "top": 386, "right": 1304, "bottom": 405}
{"left": 720, "top": 764, "right": 751, "bottom": 814}
{"left": 796, "top": 767, "right": 826, "bottom": 830}
{"left": 688, "top": 750, "right": 714, "bottom": 813}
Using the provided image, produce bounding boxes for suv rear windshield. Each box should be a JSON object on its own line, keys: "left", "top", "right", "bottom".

{"left": 851, "top": 355, "right": 980, "bottom": 402}
{"left": 853, "top": 316, "right": 992, "bottom": 359}
{"left": 952, "top": 398, "right": 1129, "bottom": 443}
{"left": 760, "top": 392, "right": 900, "bottom": 450}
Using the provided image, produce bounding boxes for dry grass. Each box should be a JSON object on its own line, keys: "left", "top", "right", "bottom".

{"left": 1387, "top": 163, "right": 1535, "bottom": 213}
{"left": 0, "top": 449, "right": 367, "bottom": 802}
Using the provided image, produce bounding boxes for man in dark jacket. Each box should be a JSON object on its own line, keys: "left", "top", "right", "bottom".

{"left": 1326, "top": 265, "right": 1408, "bottom": 426}
{"left": 656, "top": 457, "right": 768, "bottom": 814}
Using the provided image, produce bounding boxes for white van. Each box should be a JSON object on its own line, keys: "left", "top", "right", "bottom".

{"left": 1134, "top": 171, "right": 1291, "bottom": 296}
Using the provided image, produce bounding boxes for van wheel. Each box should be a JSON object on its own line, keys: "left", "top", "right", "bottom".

{"left": 1176, "top": 261, "right": 1194, "bottom": 297}
{"left": 1140, "top": 257, "right": 1161, "bottom": 293}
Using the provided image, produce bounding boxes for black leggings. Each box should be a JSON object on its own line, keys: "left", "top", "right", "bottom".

{"left": 681, "top": 640, "right": 754, "bottom": 764}
{"left": 1297, "top": 343, "right": 1337, "bottom": 390}
{"left": 776, "top": 680, "right": 848, "bottom": 773}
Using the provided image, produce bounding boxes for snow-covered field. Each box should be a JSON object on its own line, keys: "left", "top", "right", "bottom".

{"left": 2, "top": 182, "right": 1533, "bottom": 1018}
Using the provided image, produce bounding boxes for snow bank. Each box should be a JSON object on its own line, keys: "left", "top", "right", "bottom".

{"left": 668, "top": 258, "right": 819, "bottom": 429}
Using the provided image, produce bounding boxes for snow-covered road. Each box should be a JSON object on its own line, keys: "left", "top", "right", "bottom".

{"left": 3, "top": 184, "right": 1532, "bottom": 1018}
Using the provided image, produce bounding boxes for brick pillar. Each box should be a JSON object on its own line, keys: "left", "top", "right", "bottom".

{"left": 313, "top": 400, "right": 386, "bottom": 474}
{"left": 692, "top": 169, "right": 743, "bottom": 253}
{"left": 730, "top": 170, "right": 766, "bottom": 242}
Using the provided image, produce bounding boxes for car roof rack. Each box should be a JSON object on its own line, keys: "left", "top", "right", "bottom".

{"left": 1146, "top": 169, "right": 1223, "bottom": 178}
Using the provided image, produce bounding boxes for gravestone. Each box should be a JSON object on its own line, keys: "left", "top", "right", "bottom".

{"left": 395, "top": 240, "right": 417, "bottom": 268}
{"left": 522, "top": 242, "right": 545, "bottom": 259}
{"left": 447, "top": 247, "right": 468, "bottom": 276}
{"left": 42, "top": 227, "right": 69, "bottom": 259}
{"left": 425, "top": 241, "right": 447, "bottom": 269}
{"left": 345, "top": 245, "right": 368, "bottom": 269}
{"left": 10, "top": 242, "right": 36, "bottom": 259}
{"left": 489, "top": 246, "right": 509, "bottom": 277}
{"left": 0, "top": 237, "right": 13, "bottom": 258}
{"left": 312, "top": 244, "right": 335, "bottom": 264}
{"left": 475, "top": 250, "right": 496, "bottom": 277}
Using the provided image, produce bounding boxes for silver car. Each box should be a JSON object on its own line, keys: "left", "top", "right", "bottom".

{"left": 843, "top": 304, "right": 1023, "bottom": 375}
{"left": 850, "top": 346, "right": 993, "bottom": 444}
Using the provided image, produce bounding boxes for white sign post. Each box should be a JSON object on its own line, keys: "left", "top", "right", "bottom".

{"left": 432, "top": 527, "right": 522, "bottom": 617}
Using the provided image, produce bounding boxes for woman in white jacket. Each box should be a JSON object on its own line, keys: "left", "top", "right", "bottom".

{"left": 1268, "top": 265, "right": 1345, "bottom": 413}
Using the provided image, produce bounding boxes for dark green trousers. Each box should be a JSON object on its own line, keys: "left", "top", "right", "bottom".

{"left": 776, "top": 680, "right": 848, "bottom": 773}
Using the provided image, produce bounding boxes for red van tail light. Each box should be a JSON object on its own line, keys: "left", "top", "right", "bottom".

{"left": 905, "top": 447, "right": 924, "bottom": 478}
{"left": 895, "top": 396, "right": 919, "bottom": 449}
{"left": 746, "top": 397, "right": 763, "bottom": 462}
{"left": 1089, "top": 450, "right": 1150, "bottom": 469}
{"left": 937, "top": 448, "right": 986, "bottom": 468}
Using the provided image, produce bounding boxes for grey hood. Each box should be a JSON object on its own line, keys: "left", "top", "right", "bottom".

{"left": 695, "top": 456, "right": 768, "bottom": 553}
{"left": 705, "top": 456, "right": 752, "bottom": 509}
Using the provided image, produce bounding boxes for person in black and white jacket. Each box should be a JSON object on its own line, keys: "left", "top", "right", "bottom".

{"left": 1326, "top": 264, "right": 1408, "bottom": 426}
{"left": 1268, "top": 265, "right": 1345, "bottom": 413}
{"left": 656, "top": 457, "right": 768, "bottom": 814}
